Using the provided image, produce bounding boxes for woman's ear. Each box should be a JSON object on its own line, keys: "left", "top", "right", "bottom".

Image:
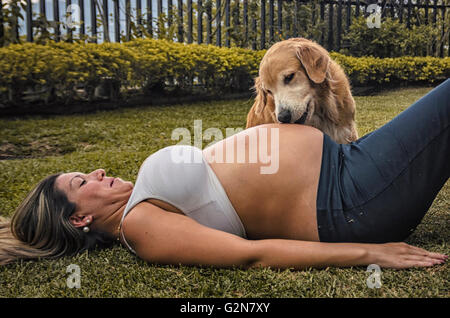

{"left": 253, "top": 76, "right": 267, "bottom": 115}
{"left": 69, "top": 214, "right": 92, "bottom": 228}
{"left": 295, "top": 44, "right": 330, "bottom": 84}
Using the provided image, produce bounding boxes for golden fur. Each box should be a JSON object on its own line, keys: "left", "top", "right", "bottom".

{"left": 246, "top": 38, "right": 358, "bottom": 144}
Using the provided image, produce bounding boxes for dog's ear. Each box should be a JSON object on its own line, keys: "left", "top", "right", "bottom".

{"left": 252, "top": 76, "right": 267, "bottom": 115}
{"left": 295, "top": 45, "right": 330, "bottom": 84}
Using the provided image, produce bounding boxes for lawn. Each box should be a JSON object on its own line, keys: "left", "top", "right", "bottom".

{"left": 0, "top": 86, "right": 448, "bottom": 298}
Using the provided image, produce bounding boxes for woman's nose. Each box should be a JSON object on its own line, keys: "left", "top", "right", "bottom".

{"left": 93, "top": 169, "right": 105, "bottom": 180}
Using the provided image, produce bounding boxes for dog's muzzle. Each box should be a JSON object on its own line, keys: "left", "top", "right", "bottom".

{"left": 294, "top": 102, "right": 310, "bottom": 125}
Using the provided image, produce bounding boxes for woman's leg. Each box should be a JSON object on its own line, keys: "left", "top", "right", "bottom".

{"left": 318, "top": 79, "right": 449, "bottom": 243}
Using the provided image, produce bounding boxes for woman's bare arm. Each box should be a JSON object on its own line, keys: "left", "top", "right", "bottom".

{"left": 122, "top": 201, "right": 259, "bottom": 268}
{"left": 251, "top": 240, "right": 446, "bottom": 269}
{"left": 122, "top": 202, "right": 447, "bottom": 269}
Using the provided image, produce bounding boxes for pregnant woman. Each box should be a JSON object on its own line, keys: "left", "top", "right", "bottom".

{"left": 1, "top": 79, "right": 449, "bottom": 269}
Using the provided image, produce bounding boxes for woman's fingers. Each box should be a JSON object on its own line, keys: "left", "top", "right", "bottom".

{"left": 402, "top": 260, "right": 437, "bottom": 268}
{"left": 401, "top": 243, "right": 448, "bottom": 260}
{"left": 404, "top": 254, "right": 446, "bottom": 265}
{"left": 377, "top": 242, "right": 447, "bottom": 269}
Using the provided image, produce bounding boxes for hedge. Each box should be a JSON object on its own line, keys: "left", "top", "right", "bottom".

{"left": 0, "top": 38, "right": 449, "bottom": 108}
{"left": 331, "top": 53, "right": 450, "bottom": 85}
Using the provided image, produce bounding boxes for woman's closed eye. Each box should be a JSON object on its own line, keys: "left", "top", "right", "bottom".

{"left": 75, "top": 175, "right": 86, "bottom": 187}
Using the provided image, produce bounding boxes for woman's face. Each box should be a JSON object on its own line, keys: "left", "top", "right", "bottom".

{"left": 55, "top": 169, "right": 134, "bottom": 227}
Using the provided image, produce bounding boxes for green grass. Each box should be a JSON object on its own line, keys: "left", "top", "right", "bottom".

{"left": 0, "top": 86, "right": 448, "bottom": 298}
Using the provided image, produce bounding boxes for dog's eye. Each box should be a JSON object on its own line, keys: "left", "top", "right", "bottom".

{"left": 284, "top": 73, "right": 295, "bottom": 84}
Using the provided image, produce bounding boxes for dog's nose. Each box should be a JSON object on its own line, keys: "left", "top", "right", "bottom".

{"left": 277, "top": 109, "right": 291, "bottom": 123}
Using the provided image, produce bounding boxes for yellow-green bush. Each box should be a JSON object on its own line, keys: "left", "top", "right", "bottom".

{"left": 331, "top": 53, "right": 450, "bottom": 85}
{"left": 0, "top": 38, "right": 448, "bottom": 108}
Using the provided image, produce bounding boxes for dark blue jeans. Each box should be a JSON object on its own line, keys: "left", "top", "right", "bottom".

{"left": 316, "top": 79, "right": 450, "bottom": 243}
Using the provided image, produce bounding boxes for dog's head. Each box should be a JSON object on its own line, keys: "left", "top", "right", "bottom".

{"left": 254, "top": 38, "right": 331, "bottom": 124}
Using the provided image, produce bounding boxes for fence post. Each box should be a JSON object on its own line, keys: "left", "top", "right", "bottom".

{"left": 328, "top": 0, "right": 334, "bottom": 51}
{"left": 137, "top": 0, "right": 142, "bottom": 36}
{"left": 355, "top": 0, "right": 360, "bottom": 17}
{"left": 216, "top": 0, "right": 221, "bottom": 46}
{"left": 80, "top": 0, "right": 85, "bottom": 37}
{"left": 415, "top": 0, "right": 420, "bottom": 26}
{"left": 187, "top": 0, "right": 193, "bottom": 43}
{"left": 125, "top": 0, "right": 130, "bottom": 41}
{"left": 433, "top": 0, "right": 437, "bottom": 25}
{"left": 243, "top": 0, "right": 248, "bottom": 44}
{"left": 320, "top": 0, "right": 324, "bottom": 45}
{"left": 399, "top": 0, "right": 403, "bottom": 23}
{"left": 67, "top": 0, "right": 73, "bottom": 41}
{"left": 198, "top": 0, "right": 203, "bottom": 44}
{"left": 147, "top": 0, "right": 153, "bottom": 37}
{"left": 26, "top": 0, "right": 33, "bottom": 42}
{"left": 407, "top": 0, "right": 411, "bottom": 29}
{"left": 157, "top": 0, "right": 163, "bottom": 39}
{"left": 114, "top": 0, "right": 120, "bottom": 42}
{"left": 177, "top": 0, "right": 184, "bottom": 42}
{"left": 424, "top": 0, "right": 429, "bottom": 25}
{"left": 337, "top": 0, "right": 342, "bottom": 51}
{"left": 269, "top": 0, "right": 274, "bottom": 43}
{"left": 440, "top": 4, "right": 445, "bottom": 58}
{"left": 433, "top": 0, "right": 437, "bottom": 55}
{"left": 39, "top": 0, "right": 46, "bottom": 41}
{"left": 447, "top": 7, "right": 450, "bottom": 57}
{"left": 312, "top": 0, "right": 316, "bottom": 26}
{"left": 91, "top": 0, "right": 97, "bottom": 43}
{"left": 251, "top": 9, "right": 256, "bottom": 49}
{"left": 53, "top": 0, "right": 59, "bottom": 41}
{"left": 103, "top": 0, "right": 109, "bottom": 42}
{"left": 40, "top": 0, "right": 46, "bottom": 18}
{"left": 346, "top": 0, "right": 351, "bottom": 32}
{"left": 206, "top": 0, "right": 212, "bottom": 44}
{"left": 11, "top": 3, "right": 19, "bottom": 43}
{"left": 277, "top": 0, "right": 282, "bottom": 38}
{"left": 0, "top": 0, "right": 3, "bottom": 46}
{"left": 168, "top": 0, "right": 173, "bottom": 28}
{"left": 225, "top": 0, "right": 230, "bottom": 47}
{"left": 261, "top": 0, "right": 266, "bottom": 49}
{"left": 293, "top": 0, "right": 298, "bottom": 38}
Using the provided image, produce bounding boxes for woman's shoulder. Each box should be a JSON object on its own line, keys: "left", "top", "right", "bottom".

{"left": 120, "top": 201, "right": 159, "bottom": 254}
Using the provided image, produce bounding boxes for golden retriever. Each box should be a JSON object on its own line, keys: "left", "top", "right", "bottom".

{"left": 246, "top": 38, "right": 358, "bottom": 144}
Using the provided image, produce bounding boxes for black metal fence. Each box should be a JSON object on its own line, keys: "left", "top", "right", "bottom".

{"left": 1, "top": 0, "right": 449, "bottom": 56}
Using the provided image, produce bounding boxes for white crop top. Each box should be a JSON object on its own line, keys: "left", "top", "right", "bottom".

{"left": 119, "top": 145, "right": 247, "bottom": 254}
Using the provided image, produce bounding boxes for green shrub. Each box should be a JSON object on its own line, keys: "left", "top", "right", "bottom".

{"left": 0, "top": 38, "right": 448, "bottom": 110}
{"left": 331, "top": 52, "right": 450, "bottom": 85}
{"left": 341, "top": 16, "right": 440, "bottom": 58}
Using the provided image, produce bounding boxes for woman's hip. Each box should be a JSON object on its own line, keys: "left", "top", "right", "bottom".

{"left": 316, "top": 80, "right": 450, "bottom": 243}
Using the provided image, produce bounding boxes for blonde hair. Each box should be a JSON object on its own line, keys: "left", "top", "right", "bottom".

{"left": 0, "top": 173, "right": 114, "bottom": 266}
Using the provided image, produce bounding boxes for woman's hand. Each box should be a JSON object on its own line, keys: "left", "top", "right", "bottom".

{"left": 366, "top": 242, "right": 448, "bottom": 269}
